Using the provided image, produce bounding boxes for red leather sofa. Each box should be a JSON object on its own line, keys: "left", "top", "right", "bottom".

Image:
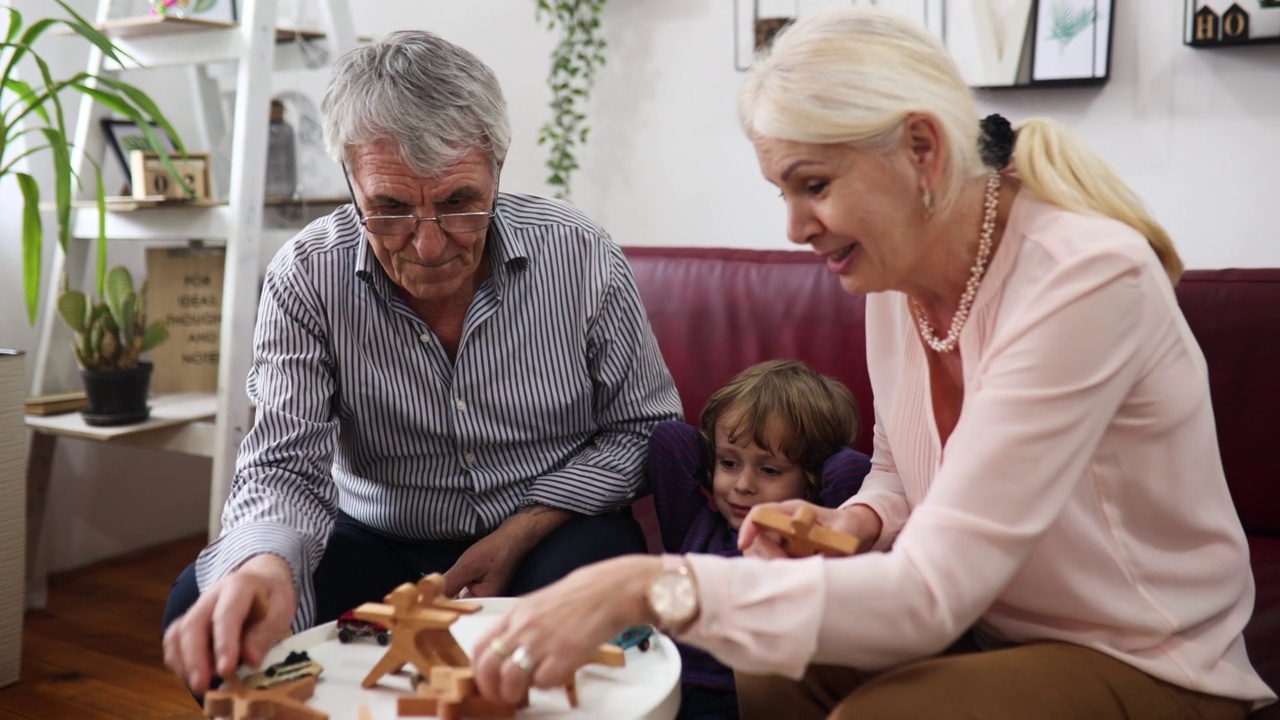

{"left": 625, "top": 247, "right": 1279, "bottom": 716}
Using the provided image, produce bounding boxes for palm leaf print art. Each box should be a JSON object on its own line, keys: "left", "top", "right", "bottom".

{"left": 1049, "top": 1, "right": 1098, "bottom": 52}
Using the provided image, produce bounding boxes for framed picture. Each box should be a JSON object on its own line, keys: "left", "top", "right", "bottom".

{"left": 1030, "top": 0, "right": 1114, "bottom": 85}
{"left": 101, "top": 118, "right": 179, "bottom": 194}
{"left": 734, "top": 0, "right": 940, "bottom": 71}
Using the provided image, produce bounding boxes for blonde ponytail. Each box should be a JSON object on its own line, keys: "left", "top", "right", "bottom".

{"left": 1012, "top": 118, "right": 1183, "bottom": 284}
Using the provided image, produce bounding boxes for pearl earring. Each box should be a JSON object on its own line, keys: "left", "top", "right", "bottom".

{"left": 922, "top": 187, "right": 934, "bottom": 217}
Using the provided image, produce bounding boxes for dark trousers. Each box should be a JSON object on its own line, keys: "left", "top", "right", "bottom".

{"left": 163, "top": 510, "right": 648, "bottom": 634}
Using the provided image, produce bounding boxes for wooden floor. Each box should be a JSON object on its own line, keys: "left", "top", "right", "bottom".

{"left": 0, "top": 535, "right": 207, "bottom": 719}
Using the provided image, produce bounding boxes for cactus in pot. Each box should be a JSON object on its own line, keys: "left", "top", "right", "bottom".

{"left": 55, "top": 266, "right": 168, "bottom": 426}
{"left": 57, "top": 265, "right": 168, "bottom": 371}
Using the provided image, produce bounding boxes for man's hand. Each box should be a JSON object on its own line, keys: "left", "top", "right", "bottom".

{"left": 162, "top": 553, "right": 297, "bottom": 693}
{"left": 443, "top": 505, "right": 572, "bottom": 598}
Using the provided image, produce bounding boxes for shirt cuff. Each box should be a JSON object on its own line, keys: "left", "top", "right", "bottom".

{"left": 194, "top": 521, "right": 315, "bottom": 631}
{"left": 839, "top": 493, "right": 906, "bottom": 552}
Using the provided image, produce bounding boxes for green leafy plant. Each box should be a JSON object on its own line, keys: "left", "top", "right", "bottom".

{"left": 1048, "top": 0, "right": 1098, "bottom": 51}
{"left": 534, "top": 0, "right": 607, "bottom": 200}
{"left": 56, "top": 265, "right": 167, "bottom": 371}
{"left": 2, "top": 0, "right": 187, "bottom": 324}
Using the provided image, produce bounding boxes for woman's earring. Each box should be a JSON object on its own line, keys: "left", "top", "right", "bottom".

{"left": 922, "top": 187, "right": 934, "bottom": 218}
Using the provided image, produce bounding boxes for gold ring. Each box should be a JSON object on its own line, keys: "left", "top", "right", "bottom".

{"left": 489, "top": 637, "right": 511, "bottom": 659}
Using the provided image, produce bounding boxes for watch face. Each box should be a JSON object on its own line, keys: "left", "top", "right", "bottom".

{"left": 651, "top": 569, "right": 697, "bottom": 626}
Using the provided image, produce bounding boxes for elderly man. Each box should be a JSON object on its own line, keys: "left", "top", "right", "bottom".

{"left": 161, "top": 29, "right": 680, "bottom": 694}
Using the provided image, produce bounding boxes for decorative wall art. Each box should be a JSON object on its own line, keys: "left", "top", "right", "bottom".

{"left": 1030, "top": 0, "right": 1113, "bottom": 84}
{"left": 1185, "top": 1, "right": 1280, "bottom": 46}
{"left": 733, "top": 0, "right": 1111, "bottom": 89}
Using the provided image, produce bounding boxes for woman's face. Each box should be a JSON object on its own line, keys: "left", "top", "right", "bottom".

{"left": 752, "top": 135, "right": 926, "bottom": 296}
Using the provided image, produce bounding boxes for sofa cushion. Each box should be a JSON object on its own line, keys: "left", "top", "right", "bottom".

{"left": 626, "top": 247, "right": 874, "bottom": 455}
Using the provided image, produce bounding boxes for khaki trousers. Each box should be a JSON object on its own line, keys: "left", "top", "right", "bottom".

{"left": 736, "top": 641, "right": 1252, "bottom": 720}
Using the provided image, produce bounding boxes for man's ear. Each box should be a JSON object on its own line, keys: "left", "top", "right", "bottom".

{"left": 902, "top": 112, "right": 946, "bottom": 189}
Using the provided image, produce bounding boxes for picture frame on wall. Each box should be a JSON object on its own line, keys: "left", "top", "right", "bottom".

{"left": 101, "top": 118, "right": 179, "bottom": 194}
{"left": 1030, "top": 0, "right": 1114, "bottom": 85}
{"left": 1184, "top": 1, "right": 1280, "bottom": 47}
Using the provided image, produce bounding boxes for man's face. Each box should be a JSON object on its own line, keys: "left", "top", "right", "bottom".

{"left": 348, "top": 140, "right": 496, "bottom": 309}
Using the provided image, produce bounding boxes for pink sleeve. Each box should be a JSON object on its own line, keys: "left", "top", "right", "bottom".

{"left": 678, "top": 553, "right": 826, "bottom": 679}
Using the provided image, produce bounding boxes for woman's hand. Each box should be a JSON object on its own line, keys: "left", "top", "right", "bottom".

{"left": 472, "top": 555, "right": 662, "bottom": 705}
{"left": 739, "top": 500, "right": 882, "bottom": 557}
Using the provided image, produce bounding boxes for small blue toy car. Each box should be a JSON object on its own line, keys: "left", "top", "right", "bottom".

{"left": 610, "top": 624, "right": 655, "bottom": 651}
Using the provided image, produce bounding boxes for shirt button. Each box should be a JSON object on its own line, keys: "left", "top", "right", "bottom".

{"left": 418, "top": 333, "right": 430, "bottom": 344}
{"left": 465, "top": 452, "right": 476, "bottom": 465}
{"left": 455, "top": 399, "right": 466, "bottom": 411}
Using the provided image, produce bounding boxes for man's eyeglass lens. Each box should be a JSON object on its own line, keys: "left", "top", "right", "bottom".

{"left": 362, "top": 212, "right": 493, "bottom": 235}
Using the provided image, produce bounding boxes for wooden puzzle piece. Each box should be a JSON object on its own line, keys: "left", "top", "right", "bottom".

{"left": 751, "top": 505, "right": 859, "bottom": 557}
{"left": 356, "top": 580, "right": 474, "bottom": 689}
{"left": 204, "top": 674, "right": 327, "bottom": 720}
{"left": 399, "top": 666, "right": 521, "bottom": 719}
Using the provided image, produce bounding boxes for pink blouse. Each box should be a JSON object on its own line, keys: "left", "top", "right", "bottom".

{"left": 678, "top": 194, "right": 1276, "bottom": 708}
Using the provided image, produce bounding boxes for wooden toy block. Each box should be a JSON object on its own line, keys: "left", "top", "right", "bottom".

{"left": 203, "top": 674, "right": 327, "bottom": 720}
{"left": 590, "top": 643, "right": 626, "bottom": 668}
{"left": 417, "top": 573, "right": 483, "bottom": 615}
{"left": 397, "top": 666, "right": 520, "bottom": 719}
{"left": 356, "top": 578, "right": 475, "bottom": 690}
{"left": 751, "top": 506, "right": 859, "bottom": 557}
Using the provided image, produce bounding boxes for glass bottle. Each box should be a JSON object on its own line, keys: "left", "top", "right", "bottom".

{"left": 265, "top": 99, "right": 298, "bottom": 200}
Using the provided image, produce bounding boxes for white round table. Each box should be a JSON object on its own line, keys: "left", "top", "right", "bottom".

{"left": 254, "top": 598, "right": 681, "bottom": 719}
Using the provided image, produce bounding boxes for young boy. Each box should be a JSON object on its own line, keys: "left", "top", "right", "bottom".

{"left": 648, "top": 360, "right": 871, "bottom": 720}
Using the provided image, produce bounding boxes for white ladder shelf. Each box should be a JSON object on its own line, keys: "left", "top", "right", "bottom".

{"left": 23, "top": 0, "right": 355, "bottom": 609}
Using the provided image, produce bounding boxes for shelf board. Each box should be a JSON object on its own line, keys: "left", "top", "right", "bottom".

{"left": 53, "top": 196, "right": 350, "bottom": 211}
{"left": 25, "top": 391, "right": 217, "bottom": 444}
{"left": 65, "top": 15, "right": 341, "bottom": 43}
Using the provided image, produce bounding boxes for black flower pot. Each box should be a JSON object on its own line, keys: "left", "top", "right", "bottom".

{"left": 80, "top": 362, "right": 152, "bottom": 427}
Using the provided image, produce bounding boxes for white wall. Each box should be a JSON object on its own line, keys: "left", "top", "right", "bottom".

{"left": 390, "top": 0, "right": 1278, "bottom": 269}
{"left": 2, "top": 0, "right": 1277, "bottom": 572}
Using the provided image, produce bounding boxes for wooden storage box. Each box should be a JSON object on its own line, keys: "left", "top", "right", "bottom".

{"left": 129, "top": 150, "right": 212, "bottom": 201}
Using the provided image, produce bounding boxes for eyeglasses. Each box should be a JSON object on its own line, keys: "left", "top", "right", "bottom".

{"left": 358, "top": 211, "right": 494, "bottom": 236}
{"left": 341, "top": 162, "right": 495, "bottom": 236}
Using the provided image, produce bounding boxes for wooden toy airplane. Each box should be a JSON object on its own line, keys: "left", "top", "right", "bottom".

{"left": 751, "top": 505, "right": 859, "bottom": 557}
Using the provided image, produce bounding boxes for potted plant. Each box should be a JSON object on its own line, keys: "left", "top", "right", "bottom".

{"left": 2, "top": 0, "right": 188, "bottom": 325}
{"left": 55, "top": 265, "right": 168, "bottom": 426}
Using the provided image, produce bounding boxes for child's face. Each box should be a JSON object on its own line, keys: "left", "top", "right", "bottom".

{"left": 711, "top": 416, "right": 809, "bottom": 530}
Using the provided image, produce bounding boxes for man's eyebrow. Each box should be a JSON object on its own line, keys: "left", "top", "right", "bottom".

{"left": 440, "top": 186, "right": 484, "bottom": 203}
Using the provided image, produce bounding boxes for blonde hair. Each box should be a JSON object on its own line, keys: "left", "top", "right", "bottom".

{"left": 700, "top": 360, "right": 860, "bottom": 492}
{"left": 740, "top": 6, "right": 1183, "bottom": 285}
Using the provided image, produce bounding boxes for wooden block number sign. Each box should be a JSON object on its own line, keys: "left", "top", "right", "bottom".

{"left": 129, "top": 149, "right": 212, "bottom": 201}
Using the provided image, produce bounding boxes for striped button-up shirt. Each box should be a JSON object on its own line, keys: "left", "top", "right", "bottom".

{"left": 195, "top": 192, "right": 682, "bottom": 628}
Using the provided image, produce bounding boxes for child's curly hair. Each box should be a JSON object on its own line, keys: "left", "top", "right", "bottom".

{"left": 699, "top": 360, "right": 860, "bottom": 497}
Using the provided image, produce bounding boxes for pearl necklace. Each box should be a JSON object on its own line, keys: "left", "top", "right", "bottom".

{"left": 911, "top": 172, "right": 1002, "bottom": 354}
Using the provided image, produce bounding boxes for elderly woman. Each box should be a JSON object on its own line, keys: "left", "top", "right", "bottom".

{"left": 471, "top": 7, "right": 1275, "bottom": 719}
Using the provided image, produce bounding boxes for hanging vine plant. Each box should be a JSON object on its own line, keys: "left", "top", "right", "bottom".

{"left": 535, "top": 0, "right": 607, "bottom": 200}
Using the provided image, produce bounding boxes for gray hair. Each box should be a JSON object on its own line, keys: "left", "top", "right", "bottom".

{"left": 739, "top": 7, "right": 983, "bottom": 217}
{"left": 322, "top": 30, "right": 511, "bottom": 179}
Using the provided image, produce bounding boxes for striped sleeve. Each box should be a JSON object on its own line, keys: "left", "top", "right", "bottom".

{"left": 194, "top": 249, "right": 341, "bottom": 631}
{"left": 525, "top": 244, "right": 681, "bottom": 513}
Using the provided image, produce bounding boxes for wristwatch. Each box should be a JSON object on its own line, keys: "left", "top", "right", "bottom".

{"left": 646, "top": 555, "right": 699, "bottom": 633}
